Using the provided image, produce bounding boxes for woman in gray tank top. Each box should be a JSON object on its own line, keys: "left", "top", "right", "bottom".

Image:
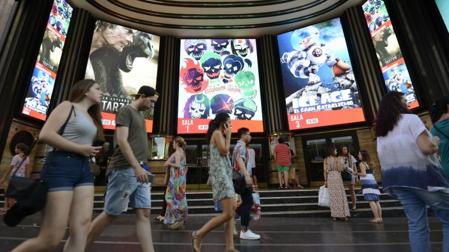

{"left": 13, "top": 79, "right": 105, "bottom": 252}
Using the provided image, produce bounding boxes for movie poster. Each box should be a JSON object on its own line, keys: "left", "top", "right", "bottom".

{"left": 85, "top": 21, "right": 160, "bottom": 132}
{"left": 436, "top": 0, "right": 449, "bottom": 32}
{"left": 177, "top": 39, "right": 264, "bottom": 134}
{"left": 362, "top": 0, "right": 419, "bottom": 109}
{"left": 277, "top": 18, "right": 365, "bottom": 130}
{"left": 21, "top": 0, "right": 73, "bottom": 121}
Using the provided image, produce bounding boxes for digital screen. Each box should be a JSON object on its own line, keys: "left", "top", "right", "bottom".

{"left": 436, "top": 0, "right": 449, "bottom": 32}
{"left": 21, "top": 0, "right": 73, "bottom": 120}
{"left": 362, "top": 0, "right": 419, "bottom": 109}
{"left": 277, "top": 18, "right": 365, "bottom": 130}
{"left": 177, "top": 39, "right": 264, "bottom": 134}
{"left": 85, "top": 21, "right": 160, "bottom": 132}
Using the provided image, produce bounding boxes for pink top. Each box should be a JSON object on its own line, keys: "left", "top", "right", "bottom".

{"left": 274, "top": 144, "right": 292, "bottom": 166}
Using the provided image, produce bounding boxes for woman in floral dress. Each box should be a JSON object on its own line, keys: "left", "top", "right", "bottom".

{"left": 164, "top": 137, "right": 188, "bottom": 230}
{"left": 192, "top": 112, "right": 237, "bottom": 252}
{"left": 324, "top": 145, "right": 350, "bottom": 221}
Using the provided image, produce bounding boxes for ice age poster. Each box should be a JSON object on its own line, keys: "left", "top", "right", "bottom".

{"left": 85, "top": 21, "right": 160, "bottom": 132}
{"left": 21, "top": 0, "right": 73, "bottom": 121}
{"left": 177, "top": 39, "right": 264, "bottom": 134}
{"left": 277, "top": 18, "right": 365, "bottom": 130}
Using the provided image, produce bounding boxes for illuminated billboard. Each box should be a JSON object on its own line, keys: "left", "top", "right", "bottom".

{"left": 177, "top": 39, "right": 264, "bottom": 134}
{"left": 277, "top": 18, "right": 365, "bottom": 130}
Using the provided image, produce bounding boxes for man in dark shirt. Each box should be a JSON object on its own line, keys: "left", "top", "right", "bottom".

{"left": 86, "top": 86, "right": 159, "bottom": 252}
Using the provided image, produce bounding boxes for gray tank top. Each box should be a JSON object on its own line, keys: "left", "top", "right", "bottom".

{"left": 61, "top": 106, "right": 97, "bottom": 145}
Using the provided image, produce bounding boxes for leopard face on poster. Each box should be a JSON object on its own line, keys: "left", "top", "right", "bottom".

{"left": 85, "top": 20, "right": 160, "bottom": 132}
{"left": 177, "top": 39, "right": 264, "bottom": 134}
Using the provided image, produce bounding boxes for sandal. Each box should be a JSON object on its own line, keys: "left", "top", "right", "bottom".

{"left": 192, "top": 231, "right": 201, "bottom": 252}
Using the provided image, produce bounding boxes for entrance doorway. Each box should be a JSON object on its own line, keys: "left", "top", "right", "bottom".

{"left": 302, "top": 132, "right": 359, "bottom": 186}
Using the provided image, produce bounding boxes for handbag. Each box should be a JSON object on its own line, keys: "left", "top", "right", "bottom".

{"left": 341, "top": 156, "right": 354, "bottom": 181}
{"left": 318, "top": 185, "right": 330, "bottom": 207}
{"left": 5, "top": 156, "right": 34, "bottom": 199}
{"left": 232, "top": 169, "right": 246, "bottom": 194}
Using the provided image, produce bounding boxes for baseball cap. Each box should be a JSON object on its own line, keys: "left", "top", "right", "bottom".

{"left": 132, "top": 86, "right": 159, "bottom": 98}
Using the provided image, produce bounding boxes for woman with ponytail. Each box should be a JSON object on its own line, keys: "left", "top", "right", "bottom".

{"left": 192, "top": 112, "right": 237, "bottom": 252}
{"left": 431, "top": 96, "right": 449, "bottom": 180}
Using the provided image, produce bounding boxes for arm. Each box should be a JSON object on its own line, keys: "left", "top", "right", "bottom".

{"left": 213, "top": 130, "right": 230, "bottom": 156}
{"left": 167, "top": 153, "right": 181, "bottom": 169}
{"left": 163, "top": 153, "right": 176, "bottom": 167}
{"left": 417, "top": 132, "right": 439, "bottom": 155}
{"left": 39, "top": 101, "right": 100, "bottom": 156}
{"left": 358, "top": 163, "right": 367, "bottom": 177}
{"left": 115, "top": 126, "right": 148, "bottom": 182}
{"left": 323, "top": 158, "right": 328, "bottom": 186}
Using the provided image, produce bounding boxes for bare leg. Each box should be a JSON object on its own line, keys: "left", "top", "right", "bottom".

{"left": 376, "top": 201, "right": 383, "bottom": 222}
{"left": 63, "top": 186, "right": 94, "bottom": 252}
{"left": 224, "top": 217, "right": 235, "bottom": 251}
{"left": 12, "top": 191, "right": 73, "bottom": 252}
{"left": 277, "top": 171, "right": 283, "bottom": 188}
{"left": 135, "top": 209, "right": 155, "bottom": 252}
{"left": 369, "top": 201, "right": 380, "bottom": 222}
{"left": 194, "top": 198, "right": 236, "bottom": 251}
{"left": 350, "top": 184, "right": 356, "bottom": 209}
{"left": 283, "top": 171, "right": 289, "bottom": 188}
{"left": 86, "top": 211, "right": 117, "bottom": 249}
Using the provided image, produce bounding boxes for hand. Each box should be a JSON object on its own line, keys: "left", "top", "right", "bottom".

{"left": 224, "top": 123, "right": 232, "bottom": 138}
{"left": 79, "top": 145, "right": 102, "bottom": 157}
{"left": 134, "top": 166, "right": 149, "bottom": 183}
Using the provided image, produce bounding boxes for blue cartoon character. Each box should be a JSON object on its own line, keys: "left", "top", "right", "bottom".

{"left": 183, "top": 94, "right": 210, "bottom": 119}
{"left": 223, "top": 55, "right": 245, "bottom": 84}
{"left": 200, "top": 52, "right": 222, "bottom": 80}
{"left": 280, "top": 26, "right": 351, "bottom": 97}
{"left": 211, "top": 94, "right": 234, "bottom": 115}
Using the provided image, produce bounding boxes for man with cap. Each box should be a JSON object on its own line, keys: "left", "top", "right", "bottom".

{"left": 84, "top": 86, "right": 159, "bottom": 252}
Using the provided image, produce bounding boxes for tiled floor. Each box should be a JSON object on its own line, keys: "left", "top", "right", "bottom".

{"left": 0, "top": 213, "right": 444, "bottom": 251}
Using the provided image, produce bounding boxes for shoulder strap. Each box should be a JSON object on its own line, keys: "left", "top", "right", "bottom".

{"left": 11, "top": 156, "right": 28, "bottom": 177}
{"left": 434, "top": 125, "right": 449, "bottom": 140}
{"left": 58, "top": 105, "right": 75, "bottom": 135}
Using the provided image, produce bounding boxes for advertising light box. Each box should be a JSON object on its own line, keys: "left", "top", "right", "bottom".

{"left": 21, "top": 0, "right": 73, "bottom": 120}
{"left": 85, "top": 21, "right": 160, "bottom": 132}
{"left": 177, "top": 39, "right": 264, "bottom": 134}
{"left": 363, "top": 0, "right": 419, "bottom": 109}
{"left": 277, "top": 18, "right": 365, "bottom": 130}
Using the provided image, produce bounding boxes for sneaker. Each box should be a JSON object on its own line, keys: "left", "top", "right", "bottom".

{"left": 240, "top": 230, "right": 261, "bottom": 240}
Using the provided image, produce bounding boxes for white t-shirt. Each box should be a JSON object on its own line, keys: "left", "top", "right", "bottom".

{"left": 10, "top": 155, "right": 29, "bottom": 177}
{"left": 377, "top": 114, "right": 449, "bottom": 191}
{"left": 247, "top": 148, "right": 256, "bottom": 171}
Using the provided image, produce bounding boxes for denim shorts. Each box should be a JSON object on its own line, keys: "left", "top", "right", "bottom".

{"left": 104, "top": 168, "right": 152, "bottom": 216}
{"left": 41, "top": 151, "right": 93, "bottom": 192}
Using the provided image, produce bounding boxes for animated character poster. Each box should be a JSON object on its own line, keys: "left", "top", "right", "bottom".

{"left": 362, "top": 0, "right": 419, "bottom": 109}
{"left": 277, "top": 18, "right": 365, "bottom": 130}
{"left": 85, "top": 21, "right": 160, "bottom": 132}
{"left": 21, "top": 0, "right": 73, "bottom": 121}
{"left": 177, "top": 39, "right": 264, "bottom": 134}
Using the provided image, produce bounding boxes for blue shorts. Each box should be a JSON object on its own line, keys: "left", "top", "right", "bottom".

{"left": 104, "top": 168, "right": 152, "bottom": 216}
{"left": 41, "top": 151, "right": 93, "bottom": 192}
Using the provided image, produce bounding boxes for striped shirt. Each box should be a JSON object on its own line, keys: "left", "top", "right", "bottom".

{"left": 274, "top": 143, "right": 291, "bottom": 166}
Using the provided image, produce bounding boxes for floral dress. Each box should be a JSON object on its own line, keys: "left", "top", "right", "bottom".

{"left": 209, "top": 144, "right": 235, "bottom": 202}
{"left": 325, "top": 156, "right": 350, "bottom": 218}
{"left": 164, "top": 159, "right": 188, "bottom": 225}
